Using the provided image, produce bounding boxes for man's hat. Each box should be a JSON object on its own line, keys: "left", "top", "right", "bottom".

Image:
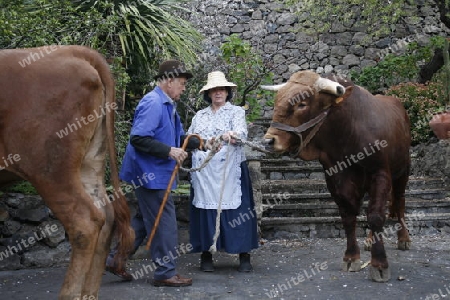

{"left": 154, "top": 59, "right": 193, "bottom": 80}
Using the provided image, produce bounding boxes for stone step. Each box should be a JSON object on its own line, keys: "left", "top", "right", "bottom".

{"left": 261, "top": 157, "right": 425, "bottom": 166}
{"left": 261, "top": 213, "right": 450, "bottom": 225}
{"left": 261, "top": 172, "right": 447, "bottom": 189}
{"left": 251, "top": 117, "right": 272, "bottom": 128}
{"left": 261, "top": 179, "right": 448, "bottom": 197}
{"left": 261, "top": 165, "right": 325, "bottom": 180}
{"left": 262, "top": 212, "right": 450, "bottom": 225}
{"left": 262, "top": 186, "right": 449, "bottom": 201}
{"left": 261, "top": 179, "right": 329, "bottom": 194}
{"left": 260, "top": 158, "right": 321, "bottom": 167}
{"left": 260, "top": 161, "right": 447, "bottom": 187}
{"left": 262, "top": 197, "right": 450, "bottom": 218}
{"left": 260, "top": 212, "right": 450, "bottom": 239}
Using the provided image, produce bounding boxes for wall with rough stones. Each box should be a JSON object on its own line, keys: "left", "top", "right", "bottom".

{"left": 181, "top": 0, "right": 449, "bottom": 118}
{"left": 0, "top": 194, "right": 69, "bottom": 270}
{"left": 183, "top": 0, "right": 448, "bottom": 96}
{"left": 0, "top": 192, "right": 139, "bottom": 271}
{"left": 186, "top": 0, "right": 448, "bottom": 79}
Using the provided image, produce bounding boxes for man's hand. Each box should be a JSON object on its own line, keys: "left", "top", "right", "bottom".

{"left": 169, "top": 147, "right": 188, "bottom": 165}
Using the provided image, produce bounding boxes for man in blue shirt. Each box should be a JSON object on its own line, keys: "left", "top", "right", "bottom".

{"left": 106, "top": 60, "right": 199, "bottom": 287}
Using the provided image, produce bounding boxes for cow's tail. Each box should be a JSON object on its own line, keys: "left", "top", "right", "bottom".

{"left": 90, "top": 47, "right": 134, "bottom": 270}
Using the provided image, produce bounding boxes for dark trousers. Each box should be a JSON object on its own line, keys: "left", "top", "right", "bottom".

{"left": 107, "top": 188, "right": 178, "bottom": 280}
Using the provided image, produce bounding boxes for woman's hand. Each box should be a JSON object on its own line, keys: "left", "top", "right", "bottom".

{"left": 221, "top": 131, "right": 238, "bottom": 144}
{"left": 205, "top": 138, "right": 215, "bottom": 150}
{"left": 205, "top": 137, "right": 222, "bottom": 152}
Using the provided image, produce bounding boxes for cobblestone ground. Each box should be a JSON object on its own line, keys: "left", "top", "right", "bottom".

{"left": 1, "top": 231, "right": 449, "bottom": 300}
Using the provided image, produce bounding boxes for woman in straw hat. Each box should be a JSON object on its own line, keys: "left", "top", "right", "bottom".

{"left": 187, "top": 71, "right": 259, "bottom": 272}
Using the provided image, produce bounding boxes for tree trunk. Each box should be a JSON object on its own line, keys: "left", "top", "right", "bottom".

{"left": 418, "top": 0, "right": 450, "bottom": 83}
{"left": 418, "top": 49, "right": 444, "bottom": 83}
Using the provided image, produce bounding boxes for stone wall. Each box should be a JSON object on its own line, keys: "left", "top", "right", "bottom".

{"left": 184, "top": 0, "right": 448, "bottom": 85}
{"left": 0, "top": 194, "right": 69, "bottom": 270}
{"left": 411, "top": 139, "right": 450, "bottom": 187}
{"left": 0, "top": 192, "right": 141, "bottom": 271}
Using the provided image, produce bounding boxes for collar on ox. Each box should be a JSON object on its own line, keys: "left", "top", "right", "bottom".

{"left": 270, "top": 108, "right": 330, "bottom": 158}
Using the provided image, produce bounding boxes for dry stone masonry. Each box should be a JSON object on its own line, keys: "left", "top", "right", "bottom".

{"left": 185, "top": 0, "right": 448, "bottom": 79}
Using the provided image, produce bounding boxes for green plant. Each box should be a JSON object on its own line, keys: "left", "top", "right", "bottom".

{"left": 284, "top": 0, "right": 407, "bottom": 38}
{"left": 110, "top": 57, "right": 131, "bottom": 109}
{"left": 75, "top": 0, "right": 203, "bottom": 74}
{"left": 442, "top": 38, "right": 450, "bottom": 105}
{"left": 351, "top": 38, "right": 439, "bottom": 93}
{"left": 5, "top": 181, "right": 38, "bottom": 195}
{"left": 0, "top": 0, "right": 113, "bottom": 49}
{"left": 220, "top": 34, "right": 275, "bottom": 122}
{"left": 178, "top": 35, "right": 276, "bottom": 127}
{"left": 172, "top": 183, "right": 190, "bottom": 195}
{"left": 385, "top": 79, "right": 446, "bottom": 144}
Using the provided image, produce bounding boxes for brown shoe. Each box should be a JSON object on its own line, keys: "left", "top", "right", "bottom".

{"left": 105, "top": 265, "right": 133, "bottom": 281}
{"left": 152, "top": 274, "right": 192, "bottom": 287}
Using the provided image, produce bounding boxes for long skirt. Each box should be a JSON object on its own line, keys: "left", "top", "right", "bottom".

{"left": 189, "top": 161, "right": 259, "bottom": 254}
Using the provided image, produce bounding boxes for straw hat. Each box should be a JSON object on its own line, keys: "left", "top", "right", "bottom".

{"left": 199, "top": 71, "right": 237, "bottom": 93}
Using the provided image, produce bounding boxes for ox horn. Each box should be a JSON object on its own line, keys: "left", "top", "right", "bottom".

{"left": 316, "top": 77, "right": 345, "bottom": 96}
{"left": 260, "top": 83, "right": 287, "bottom": 91}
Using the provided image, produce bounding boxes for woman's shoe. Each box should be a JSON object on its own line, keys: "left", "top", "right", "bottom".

{"left": 200, "top": 251, "right": 214, "bottom": 272}
{"left": 238, "top": 253, "right": 253, "bottom": 272}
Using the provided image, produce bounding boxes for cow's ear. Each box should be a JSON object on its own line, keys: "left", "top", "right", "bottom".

{"left": 334, "top": 86, "right": 353, "bottom": 105}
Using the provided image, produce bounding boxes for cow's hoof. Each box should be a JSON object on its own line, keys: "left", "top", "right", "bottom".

{"left": 369, "top": 266, "right": 391, "bottom": 282}
{"left": 398, "top": 241, "right": 411, "bottom": 250}
{"left": 342, "top": 259, "right": 362, "bottom": 272}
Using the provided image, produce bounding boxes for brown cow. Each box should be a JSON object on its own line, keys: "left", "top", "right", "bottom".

{"left": 0, "top": 45, "right": 134, "bottom": 299}
{"left": 262, "top": 70, "right": 411, "bottom": 282}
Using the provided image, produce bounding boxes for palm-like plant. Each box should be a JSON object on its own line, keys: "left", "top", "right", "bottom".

{"left": 76, "top": 0, "right": 204, "bottom": 73}
{"left": 2, "top": 0, "right": 203, "bottom": 77}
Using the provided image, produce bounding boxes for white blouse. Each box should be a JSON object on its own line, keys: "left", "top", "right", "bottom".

{"left": 187, "top": 102, "right": 248, "bottom": 209}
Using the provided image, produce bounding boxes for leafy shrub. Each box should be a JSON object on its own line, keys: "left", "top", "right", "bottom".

{"left": 352, "top": 36, "right": 449, "bottom": 144}
{"left": 4, "top": 181, "right": 38, "bottom": 195}
{"left": 179, "top": 34, "right": 275, "bottom": 127}
{"left": 351, "top": 40, "right": 435, "bottom": 94}
{"left": 385, "top": 78, "right": 447, "bottom": 144}
{"left": 221, "top": 34, "right": 275, "bottom": 122}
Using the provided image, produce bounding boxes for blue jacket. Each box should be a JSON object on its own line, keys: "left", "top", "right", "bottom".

{"left": 119, "top": 86, "right": 184, "bottom": 190}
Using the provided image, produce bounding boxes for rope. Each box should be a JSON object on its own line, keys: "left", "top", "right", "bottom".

{"left": 179, "top": 139, "right": 220, "bottom": 172}
{"left": 208, "top": 139, "right": 231, "bottom": 253}
{"left": 181, "top": 134, "right": 270, "bottom": 253}
{"left": 180, "top": 135, "right": 271, "bottom": 173}
{"left": 236, "top": 138, "right": 273, "bottom": 154}
{"left": 290, "top": 116, "right": 326, "bottom": 158}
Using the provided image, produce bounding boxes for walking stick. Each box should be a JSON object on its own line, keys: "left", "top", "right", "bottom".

{"left": 145, "top": 134, "right": 203, "bottom": 250}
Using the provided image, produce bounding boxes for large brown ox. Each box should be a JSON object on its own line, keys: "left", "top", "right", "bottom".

{"left": 0, "top": 45, "right": 134, "bottom": 299}
{"left": 262, "top": 70, "right": 411, "bottom": 282}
